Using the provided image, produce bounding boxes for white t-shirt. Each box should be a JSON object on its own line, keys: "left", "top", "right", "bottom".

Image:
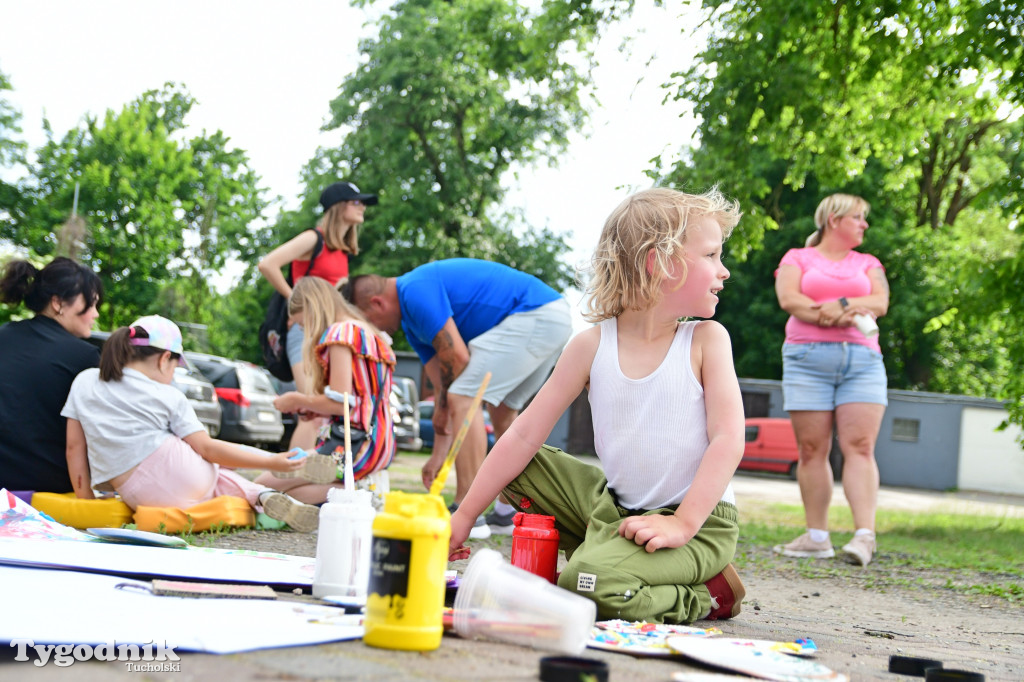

{"left": 588, "top": 318, "right": 735, "bottom": 510}
{"left": 61, "top": 367, "right": 205, "bottom": 486}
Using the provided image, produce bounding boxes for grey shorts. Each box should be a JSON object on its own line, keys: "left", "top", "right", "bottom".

{"left": 449, "top": 298, "right": 572, "bottom": 410}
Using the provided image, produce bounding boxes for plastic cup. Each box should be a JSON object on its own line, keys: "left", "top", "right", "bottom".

{"left": 453, "top": 548, "right": 596, "bottom": 655}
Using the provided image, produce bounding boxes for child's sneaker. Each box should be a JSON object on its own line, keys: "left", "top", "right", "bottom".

{"left": 259, "top": 492, "right": 319, "bottom": 533}
{"left": 484, "top": 507, "right": 516, "bottom": 535}
{"left": 276, "top": 450, "right": 338, "bottom": 484}
{"left": 773, "top": 532, "right": 835, "bottom": 558}
{"left": 840, "top": 532, "right": 876, "bottom": 567}
{"left": 704, "top": 564, "right": 745, "bottom": 620}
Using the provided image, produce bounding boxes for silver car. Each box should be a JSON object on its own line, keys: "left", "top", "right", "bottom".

{"left": 185, "top": 352, "right": 284, "bottom": 447}
{"left": 391, "top": 376, "right": 422, "bottom": 451}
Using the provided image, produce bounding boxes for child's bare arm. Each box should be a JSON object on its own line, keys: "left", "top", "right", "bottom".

{"left": 449, "top": 328, "right": 596, "bottom": 554}
{"left": 183, "top": 431, "right": 304, "bottom": 473}
{"left": 274, "top": 345, "right": 355, "bottom": 417}
{"left": 65, "top": 418, "right": 95, "bottom": 499}
{"left": 619, "top": 321, "right": 744, "bottom": 552}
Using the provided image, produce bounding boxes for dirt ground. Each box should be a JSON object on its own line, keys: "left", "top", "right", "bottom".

{"left": 9, "top": 459, "right": 1024, "bottom": 681}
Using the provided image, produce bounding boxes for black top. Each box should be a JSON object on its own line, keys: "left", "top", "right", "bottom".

{"left": 0, "top": 315, "right": 100, "bottom": 493}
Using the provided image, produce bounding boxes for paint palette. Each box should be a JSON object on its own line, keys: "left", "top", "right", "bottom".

{"left": 587, "top": 619, "right": 721, "bottom": 656}
{"left": 667, "top": 637, "right": 846, "bottom": 682}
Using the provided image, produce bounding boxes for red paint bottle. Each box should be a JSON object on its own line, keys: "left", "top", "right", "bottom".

{"left": 510, "top": 512, "right": 559, "bottom": 583}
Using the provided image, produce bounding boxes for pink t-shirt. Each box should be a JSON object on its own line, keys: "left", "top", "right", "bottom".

{"left": 776, "top": 247, "right": 884, "bottom": 353}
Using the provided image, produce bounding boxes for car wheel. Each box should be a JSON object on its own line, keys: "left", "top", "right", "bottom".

{"left": 788, "top": 461, "right": 799, "bottom": 480}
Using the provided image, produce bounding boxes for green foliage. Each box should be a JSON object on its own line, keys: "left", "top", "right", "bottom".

{"left": 309, "top": 0, "right": 637, "bottom": 290}
{"left": 0, "top": 66, "right": 26, "bottom": 234}
{"left": 6, "top": 83, "right": 271, "bottom": 331}
{"left": 660, "top": 0, "right": 1024, "bottom": 426}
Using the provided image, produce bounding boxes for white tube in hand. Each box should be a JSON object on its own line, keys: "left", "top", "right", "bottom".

{"left": 853, "top": 313, "right": 878, "bottom": 337}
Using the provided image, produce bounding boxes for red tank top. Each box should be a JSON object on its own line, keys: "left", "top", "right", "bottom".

{"left": 290, "top": 230, "right": 350, "bottom": 284}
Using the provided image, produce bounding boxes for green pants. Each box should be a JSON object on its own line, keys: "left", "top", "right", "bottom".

{"left": 502, "top": 445, "right": 739, "bottom": 624}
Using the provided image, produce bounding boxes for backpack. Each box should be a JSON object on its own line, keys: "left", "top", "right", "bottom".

{"left": 259, "top": 229, "right": 324, "bottom": 381}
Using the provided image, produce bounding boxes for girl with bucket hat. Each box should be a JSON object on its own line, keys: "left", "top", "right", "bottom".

{"left": 61, "top": 315, "right": 321, "bottom": 532}
{"left": 258, "top": 181, "right": 379, "bottom": 450}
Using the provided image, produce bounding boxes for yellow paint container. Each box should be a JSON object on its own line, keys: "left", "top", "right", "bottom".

{"left": 363, "top": 491, "right": 450, "bottom": 651}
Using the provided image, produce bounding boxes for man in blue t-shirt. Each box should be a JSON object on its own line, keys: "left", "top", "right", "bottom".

{"left": 346, "top": 259, "right": 572, "bottom": 538}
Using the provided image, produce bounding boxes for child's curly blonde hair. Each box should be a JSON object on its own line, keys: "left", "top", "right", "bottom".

{"left": 581, "top": 187, "right": 741, "bottom": 323}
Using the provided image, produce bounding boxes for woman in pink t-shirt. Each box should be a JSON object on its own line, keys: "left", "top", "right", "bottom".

{"left": 772, "top": 194, "right": 890, "bottom": 567}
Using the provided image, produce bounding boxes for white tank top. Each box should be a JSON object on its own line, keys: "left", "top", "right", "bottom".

{"left": 589, "top": 318, "right": 735, "bottom": 510}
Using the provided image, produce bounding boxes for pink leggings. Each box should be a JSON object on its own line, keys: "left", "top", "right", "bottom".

{"left": 115, "top": 436, "right": 266, "bottom": 510}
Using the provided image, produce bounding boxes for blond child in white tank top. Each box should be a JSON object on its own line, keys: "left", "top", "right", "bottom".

{"left": 448, "top": 188, "right": 748, "bottom": 624}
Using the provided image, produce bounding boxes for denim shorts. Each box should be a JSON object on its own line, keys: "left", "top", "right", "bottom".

{"left": 781, "top": 342, "right": 888, "bottom": 411}
{"left": 286, "top": 323, "right": 305, "bottom": 367}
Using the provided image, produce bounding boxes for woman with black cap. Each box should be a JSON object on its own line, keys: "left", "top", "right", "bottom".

{"left": 258, "top": 181, "right": 378, "bottom": 449}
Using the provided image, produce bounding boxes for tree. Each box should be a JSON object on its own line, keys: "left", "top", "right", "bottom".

{"left": 310, "top": 0, "right": 638, "bottom": 290}
{"left": 10, "top": 84, "right": 270, "bottom": 330}
{"left": 0, "top": 66, "right": 26, "bottom": 240}
{"left": 657, "top": 0, "right": 1023, "bottom": 419}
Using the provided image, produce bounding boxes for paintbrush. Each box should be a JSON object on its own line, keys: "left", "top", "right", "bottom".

{"left": 343, "top": 392, "right": 354, "bottom": 490}
{"left": 429, "top": 372, "right": 491, "bottom": 497}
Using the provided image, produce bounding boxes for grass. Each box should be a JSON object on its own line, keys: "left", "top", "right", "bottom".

{"left": 737, "top": 501, "right": 1024, "bottom": 602}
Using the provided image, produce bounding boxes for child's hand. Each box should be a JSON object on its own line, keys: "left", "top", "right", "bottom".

{"left": 618, "top": 514, "right": 695, "bottom": 553}
{"left": 448, "top": 510, "right": 474, "bottom": 560}
{"left": 266, "top": 450, "right": 305, "bottom": 473}
{"left": 273, "top": 392, "right": 305, "bottom": 414}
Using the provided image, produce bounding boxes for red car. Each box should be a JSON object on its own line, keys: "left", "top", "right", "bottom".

{"left": 739, "top": 418, "right": 800, "bottom": 478}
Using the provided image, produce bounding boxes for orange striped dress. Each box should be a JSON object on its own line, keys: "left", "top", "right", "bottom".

{"left": 315, "top": 321, "right": 396, "bottom": 479}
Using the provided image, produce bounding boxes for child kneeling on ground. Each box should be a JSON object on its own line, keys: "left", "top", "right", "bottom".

{"left": 257, "top": 276, "right": 396, "bottom": 506}
{"left": 449, "top": 187, "right": 747, "bottom": 623}
{"left": 62, "top": 315, "right": 319, "bottom": 532}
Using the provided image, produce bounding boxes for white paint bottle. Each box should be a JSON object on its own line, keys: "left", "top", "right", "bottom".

{"left": 313, "top": 488, "right": 375, "bottom": 602}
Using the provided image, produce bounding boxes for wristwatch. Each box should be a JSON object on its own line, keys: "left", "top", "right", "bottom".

{"left": 838, "top": 297, "right": 849, "bottom": 309}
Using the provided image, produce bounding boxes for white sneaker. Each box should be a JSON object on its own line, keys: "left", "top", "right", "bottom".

{"left": 469, "top": 515, "right": 491, "bottom": 540}
{"left": 773, "top": 532, "right": 835, "bottom": 559}
{"left": 840, "top": 532, "right": 876, "bottom": 566}
{"left": 259, "top": 492, "right": 319, "bottom": 533}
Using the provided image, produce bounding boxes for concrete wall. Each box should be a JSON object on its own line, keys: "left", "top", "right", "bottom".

{"left": 874, "top": 391, "right": 964, "bottom": 491}
{"left": 958, "top": 407, "right": 1024, "bottom": 495}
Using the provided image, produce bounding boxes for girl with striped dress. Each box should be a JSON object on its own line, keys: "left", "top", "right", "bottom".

{"left": 255, "top": 277, "right": 396, "bottom": 505}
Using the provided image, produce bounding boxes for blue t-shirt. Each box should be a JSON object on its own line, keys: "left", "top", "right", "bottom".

{"left": 396, "top": 259, "right": 561, "bottom": 363}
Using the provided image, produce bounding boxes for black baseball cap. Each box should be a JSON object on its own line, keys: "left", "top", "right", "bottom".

{"left": 319, "top": 181, "right": 379, "bottom": 211}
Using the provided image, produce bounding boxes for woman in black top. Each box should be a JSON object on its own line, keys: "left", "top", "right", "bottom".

{"left": 0, "top": 258, "right": 102, "bottom": 493}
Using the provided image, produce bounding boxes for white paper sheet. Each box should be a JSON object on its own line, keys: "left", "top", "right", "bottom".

{"left": 0, "top": 565, "right": 361, "bottom": 654}
{"left": 0, "top": 537, "right": 315, "bottom": 587}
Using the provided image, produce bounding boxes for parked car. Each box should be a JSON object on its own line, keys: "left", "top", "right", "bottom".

{"left": 86, "top": 331, "right": 222, "bottom": 437}
{"left": 185, "top": 352, "right": 284, "bottom": 448}
{"left": 418, "top": 398, "right": 495, "bottom": 451}
{"left": 739, "top": 417, "right": 799, "bottom": 478}
{"left": 391, "top": 376, "right": 422, "bottom": 451}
